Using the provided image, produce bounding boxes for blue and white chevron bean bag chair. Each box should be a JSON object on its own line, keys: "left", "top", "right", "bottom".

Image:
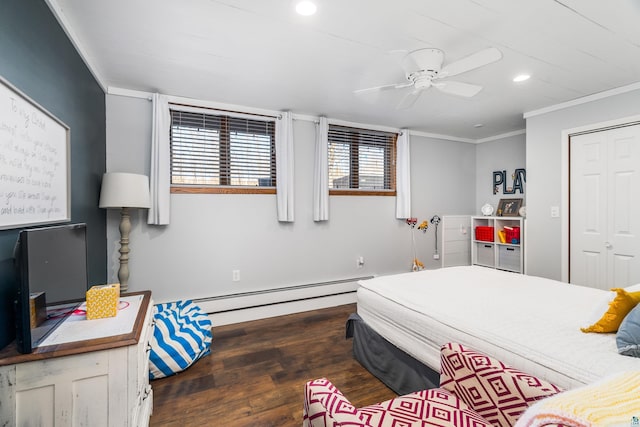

{"left": 149, "top": 300, "right": 212, "bottom": 379}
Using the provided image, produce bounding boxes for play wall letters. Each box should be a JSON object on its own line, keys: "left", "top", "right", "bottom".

{"left": 493, "top": 168, "right": 526, "bottom": 195}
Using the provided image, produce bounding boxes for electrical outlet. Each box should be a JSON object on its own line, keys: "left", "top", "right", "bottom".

{"left": 433, "top": 253, "right": 440, "bottom": 260}
{"left": 232, "top": 270, "right": 240, "bottom": 282}
{"left": 356, "top": 256, "right": 365, "bottom": 268}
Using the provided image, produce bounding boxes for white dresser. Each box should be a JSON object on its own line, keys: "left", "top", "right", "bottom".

{"left": 0, "top": 291, "right": 154, "bottom": 427}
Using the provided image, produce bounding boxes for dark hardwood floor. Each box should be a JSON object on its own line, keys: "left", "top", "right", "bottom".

{"left": 149, "top": 303, "right": 397, "bottom": 426}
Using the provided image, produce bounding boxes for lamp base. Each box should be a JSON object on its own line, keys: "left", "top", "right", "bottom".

{"left": 118, "top": 207, "right": 131, "bottom": 293}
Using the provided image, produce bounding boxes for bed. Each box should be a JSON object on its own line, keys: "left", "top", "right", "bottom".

{"left": 351, "top": 266, "right": 640, "bottom": 393}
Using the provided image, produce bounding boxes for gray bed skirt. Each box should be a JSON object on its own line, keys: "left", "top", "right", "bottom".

{"left": 346, "top": 313, "right": 440, "bottom": 395}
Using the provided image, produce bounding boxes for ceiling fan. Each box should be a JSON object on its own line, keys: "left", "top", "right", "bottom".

{"left": 354, "top": 47, "right": 502, "bottom": 109}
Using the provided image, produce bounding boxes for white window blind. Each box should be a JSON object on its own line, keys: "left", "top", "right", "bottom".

{"left": 328, "top": 125, "right": 397, "bottom": 191}
{"left": 170, "top": 110, "right": 276, "bottom": 187}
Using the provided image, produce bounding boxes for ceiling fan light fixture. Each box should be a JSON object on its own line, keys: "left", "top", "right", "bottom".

{"left": 413, "top": 76, "right": 433, "bottom": 90}
{"left": 513, "top": 74, "right": 531, "bottom": 83}
{"left": 295, "top": 1, "right": 317, "bottom": 15}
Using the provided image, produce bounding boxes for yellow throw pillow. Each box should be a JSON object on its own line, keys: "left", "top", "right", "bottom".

{"left": 581, "top": 288, "right": 640, "bottom": 333}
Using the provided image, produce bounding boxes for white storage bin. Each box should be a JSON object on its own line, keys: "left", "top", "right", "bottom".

{"left": 498, "top": 245, "right": 521, "bottom": 271}
{"left": 475, "top": 242, "right": 495, "bottom": 267}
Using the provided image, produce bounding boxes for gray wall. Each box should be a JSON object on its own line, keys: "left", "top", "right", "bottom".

{"left": 105, "top": 94, "right": 477, "bottom": 303}
{"left": 0, "top": 1, "right": 106, "bottom": 348}
{"left": 475, "top": 134, "right": 526, "bottom": 215}
{"left": 526, "top": 89, "right": 640, "bottom": 280}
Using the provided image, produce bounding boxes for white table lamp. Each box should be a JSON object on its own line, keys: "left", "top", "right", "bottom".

{"left": 99, "top": 172, "right": 150, "bottom": 293}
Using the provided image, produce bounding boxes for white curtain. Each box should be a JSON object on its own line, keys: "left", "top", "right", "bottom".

{"left": 395, "top": 129, "right": 411, "bottom": 219}
{"left": 147, "top": 93, "right": 171, "bottom": 225}
{"left": 313, "top": 117, "right": 329, "bottom": 221}
{"left": 276, "top": 111, "right": 294, "bottom": 222}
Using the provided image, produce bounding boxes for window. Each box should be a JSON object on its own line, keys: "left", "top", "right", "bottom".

{"left": 170, "top": 109, "right": 276, "bottom": 193}
{"left": 328, "top": 125, "right": 397, "bottom": 195}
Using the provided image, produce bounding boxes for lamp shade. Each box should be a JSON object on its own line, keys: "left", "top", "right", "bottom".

{"left": 99, "top": 172, "right": 151, "bottom": 209}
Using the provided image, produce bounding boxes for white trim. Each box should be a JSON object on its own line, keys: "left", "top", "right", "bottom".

{"left": 106, "top": 87, "right": 283, "bottom": 119}
{"left": 45, "top": 0, "right": 107, "bottom": 92}
{"left": 106, "top": 86, "right": 505, "bottom": 143}
{"left": 560, "top": 115, "right": 640, "bottom": 136}
{"left": 292, "top": 113, "right": 319, "bottom": 123}
{"left": 208, "top": 293, "right": 356, "bottom": 326}
{"left": 195, "top": 279, "right": 362, "bottom": 326}
{"left": 524, "top": 81, "right": 640, "bottom": 119}
{"left": 408, "top": 130, "right": 475, "bottom": 143}
{"left": 560, "top": 129, "right": 570, "bottom": 283}
{"left": 165, "top": 95, "right": 282, "bottom": 119}
{"left": 168, "top": 103, "right": 279, "bottom": 121}
{"left": 476, "top": 129, "right": 526, "bottom": 143}
{"left": 197, "top": 279, "right": 360, "bottom": 313}
{"left": 560, "top": 114, "right": 640, "bottom": 283}
{"left": 328, "top": 118, "right": 400, "bottom": 134}
{"left": 107, "top": 86, "right": 152, "bottom": 100}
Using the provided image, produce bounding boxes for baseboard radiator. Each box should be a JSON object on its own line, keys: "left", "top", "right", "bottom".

{"left": 193, "top": 276, "right": 373, "bottom": 326}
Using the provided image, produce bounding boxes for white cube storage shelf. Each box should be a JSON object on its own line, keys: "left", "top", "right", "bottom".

{"left": 471, "top": 216, "right": 524, "bottom": 274}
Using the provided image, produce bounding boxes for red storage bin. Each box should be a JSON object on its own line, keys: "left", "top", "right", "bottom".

{"left": 475, "top": 226, "right": 494, "bottom": 242}
{"left": 505, "top": 226, "right": 520, "bottom": 244}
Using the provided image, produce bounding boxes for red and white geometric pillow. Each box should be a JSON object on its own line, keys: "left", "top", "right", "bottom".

{"left": 440, "top": 343, "right": 563, "bottom": 427}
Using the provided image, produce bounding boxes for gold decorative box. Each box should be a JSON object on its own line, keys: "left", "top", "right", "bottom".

{"left": 29, "top": 292, "right": 47, "bottom": 328}
{"left": 86, "top": 283, "right": 120, "bottom": 320}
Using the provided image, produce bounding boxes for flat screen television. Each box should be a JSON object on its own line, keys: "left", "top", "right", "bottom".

{"left": 13, "top": 223, "right": 89, "bottom": 353}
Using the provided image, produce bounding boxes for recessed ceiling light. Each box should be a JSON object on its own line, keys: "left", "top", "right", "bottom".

{"left": 513, "top": 74, "right": 531, "bottom": 83}
{"left": 296, "top": 1, "right": 317, "bottom": 16}
{"left": 474, "top": 123, "right": 484, "bottom": 128}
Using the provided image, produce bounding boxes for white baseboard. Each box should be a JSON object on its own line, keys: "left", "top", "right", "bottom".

{"left": 194, "top": 278, "right": 367, "bottom": 326}
{"left": 208, "top": 292, "right": 357, "bottom": 326}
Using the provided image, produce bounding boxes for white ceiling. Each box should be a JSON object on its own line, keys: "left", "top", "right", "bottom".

{"left": 49, "top": 0, "right": 640, "bottom": 140}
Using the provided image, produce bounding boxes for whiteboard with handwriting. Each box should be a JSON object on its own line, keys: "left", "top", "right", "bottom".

{"left": 0, "top": 76, "right": 70, "bottom": 230}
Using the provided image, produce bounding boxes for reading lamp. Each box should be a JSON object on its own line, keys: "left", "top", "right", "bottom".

{"left": 99, "top": 172, "right": 150, "bottom": 293}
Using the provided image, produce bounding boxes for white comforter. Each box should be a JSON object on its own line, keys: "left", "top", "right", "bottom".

{"left": 357, "top": 266, "right": 640, "bottom": 389}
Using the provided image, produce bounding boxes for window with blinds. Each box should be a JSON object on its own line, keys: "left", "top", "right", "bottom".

{"left": 170, "top": 109, "right": 276, "bottom": 191}
{"left": 328, "top": 125, "right": 397, "bottom": 194}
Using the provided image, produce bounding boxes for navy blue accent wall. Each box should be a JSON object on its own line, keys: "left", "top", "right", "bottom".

{"left": 0, "top": 0, "right": 106, "bottom": 349}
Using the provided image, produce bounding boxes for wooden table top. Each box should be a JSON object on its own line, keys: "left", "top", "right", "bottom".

{"left": 0, "top": 291, "right": 151, "bottom": 366}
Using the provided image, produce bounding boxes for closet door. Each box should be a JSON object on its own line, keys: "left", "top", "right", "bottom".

{"left": 606, "top": 126, "right": 640, "bottom": 287}
{"left": 570, "top": 124, "right": 640, "bottom": 289}
{"left": 570, "top": 131, "right": 607, "bottom": 288}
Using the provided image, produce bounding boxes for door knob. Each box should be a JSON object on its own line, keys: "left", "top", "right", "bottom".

{"left": 604, "top": 242, "right": 613, "bottom": 249}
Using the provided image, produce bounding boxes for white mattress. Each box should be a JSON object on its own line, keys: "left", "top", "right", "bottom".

{"left": 357, "top": 266, "right": 640, "bottom": 390}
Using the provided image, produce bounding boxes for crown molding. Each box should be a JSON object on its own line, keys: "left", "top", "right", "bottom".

{"left": 524, "top": 81, "right": 640, "bottom": 119}
{"left": 408, "top": 130, "right": 475, "bottom": 143}
{"left": 476, "top": 129, "right": 526, "bottom": 143}
{"left": 106, "top": 85, "right": 524, "bottom": 144}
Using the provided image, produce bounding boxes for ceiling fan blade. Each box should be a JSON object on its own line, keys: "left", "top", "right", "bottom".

{"left": 396, "top": 89, "right": 422, "bottom": 109}
{"left": 440, "top": 47, "right": 502, "bottom": 77}
{"left": 354, "top": 82, "right": 413, "bottom": 95}
{"left": 434, "top": 80, "right": 483, "bottom": 97}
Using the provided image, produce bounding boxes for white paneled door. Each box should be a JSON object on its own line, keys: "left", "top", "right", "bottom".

{"left": 570, "top": 124, "right": 640, "bottom": 290}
